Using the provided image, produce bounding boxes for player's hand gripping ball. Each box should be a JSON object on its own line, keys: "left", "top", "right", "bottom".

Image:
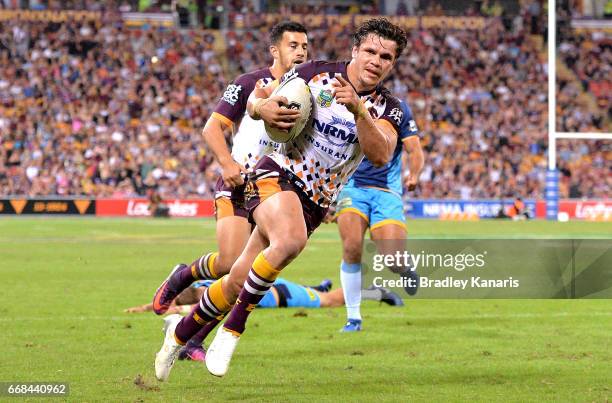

{"left": 264, "top": 76, "right": 313, "bottom": 143}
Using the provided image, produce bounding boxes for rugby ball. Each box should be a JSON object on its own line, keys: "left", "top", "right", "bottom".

{"left": 264, "top": 76, "right": 312, "bottom": 143}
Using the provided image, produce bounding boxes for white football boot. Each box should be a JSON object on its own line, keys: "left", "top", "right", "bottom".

{"left": 205, "top": 326, "right": 241, "bottom": 377}
{"left": 154, "top": 314, "right": 183, "bottom": 381}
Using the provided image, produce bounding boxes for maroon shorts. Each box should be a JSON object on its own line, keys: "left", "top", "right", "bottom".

{"left": 214, "top": 177, "right": 248, "bottom": 220}
{"left": 244, "top": 156, "right": 327, "bottom": 237}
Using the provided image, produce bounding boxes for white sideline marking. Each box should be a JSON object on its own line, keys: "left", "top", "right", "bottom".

{"left": 373, "top": 311, "right": 612, "bottom": 320}
{"left": 0, "top": 311, "right": 610, "bottom": 322}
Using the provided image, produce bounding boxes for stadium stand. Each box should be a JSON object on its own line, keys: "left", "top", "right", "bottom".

{"left": 555, "top": 0, "right": 611, "bottom": 198}
{"left": 0, "top": 14, "right": 226, "bottom": 197}
{"left": 557, "top": 11, "right": 610, "bottom": 133}
{"left": 0, "top": 1, "right": 609, "bottom": 201}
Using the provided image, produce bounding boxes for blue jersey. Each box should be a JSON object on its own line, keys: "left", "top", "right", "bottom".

{"left": 348, "top": 100, "right": 419, "bottom": 195}
{"left": 192, "top": 278, "right": 321, "bottom": 309}
{"left": 193, "top": 280, "right": 282, "bottom": 308}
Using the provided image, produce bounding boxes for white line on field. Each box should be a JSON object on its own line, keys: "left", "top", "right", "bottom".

{"left": 0, "top": 311, "right": 610, "bottom": 322}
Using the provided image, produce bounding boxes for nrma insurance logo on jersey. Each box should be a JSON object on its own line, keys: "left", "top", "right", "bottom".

{"left": 312, "top": 116, "right": 358, "bottom": 147}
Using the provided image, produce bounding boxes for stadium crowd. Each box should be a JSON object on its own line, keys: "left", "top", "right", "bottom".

{"left": 557, "top": 1, "right": 610, "bottom": 133}
{"left": 0, "top": 16, "right": 227, "bottom": 198}
{"left": 555, "top": 2, "right": 611, "bottom": 198}
{"left": 0, "top": 5, "right": 608, "bottom": 200}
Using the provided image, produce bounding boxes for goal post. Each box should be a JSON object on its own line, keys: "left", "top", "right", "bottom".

{"left": 546, "top": 0, "right": 612, "bottom": 220}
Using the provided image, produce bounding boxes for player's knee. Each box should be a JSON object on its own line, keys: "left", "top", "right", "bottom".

{"left": 342, "top": 239, "right": 362, "bottom": 262}
{"left": 283, "top": 236, "right": 307, "bottom": 260}
{"left": 271, "top": 234, "right": 307, "bottom": 263}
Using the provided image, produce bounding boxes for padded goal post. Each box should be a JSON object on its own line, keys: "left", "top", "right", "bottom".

{"left": 546, "top": 0, "right": 612, "bottom": 220}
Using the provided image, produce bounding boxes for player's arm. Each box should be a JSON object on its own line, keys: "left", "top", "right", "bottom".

{"left": 333, "top": 76, "right": 396, "bottom": 167}
{"left": 202, "top": 116, "right": 246, "bottom": 187}
{"left": 204, "top": 75, "right": 257, "bottom": 187}
{"left": 355, "top": 111, "right": 397, "bottom": 168}
{"left": 124, "top": 303, "right": 153, "bottom": 313}
{"left": 124, "top": 301, "right": 182, "bottom": 313}
{"left": 165, "top": 304, "right": 194, "bottom": 315}
{"left": 403, "top": 136, "right": 424, "bottom": 191}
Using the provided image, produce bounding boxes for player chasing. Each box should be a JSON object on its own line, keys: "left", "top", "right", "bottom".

{"left": 336, "top": 98, "right": 424, "bottom": 332}
{"left": 154, "top": 17, "right": 408, "bottom": 380}
{"left": 131, "top": 279, "right": 402, "bottom": 360}
{"left": 151, "top": 22, "right": 309, "bottom": 348}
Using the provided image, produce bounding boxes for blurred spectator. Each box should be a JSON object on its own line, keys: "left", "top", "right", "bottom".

{"left": 148, "top": 186, "right": 169, "bottom": 216}
{"left": 396, "top": 0, "right": 418, "bottom": 16}
{"left": 507, "top": 197, "right": 530, "bottom": 219}
{"left": 558, "top": 30, "right": 611, "bottom": 132}
{"left": 557, "top": 139, "right": 611, "bottom": 199}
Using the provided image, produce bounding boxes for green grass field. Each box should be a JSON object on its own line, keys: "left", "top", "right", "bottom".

{"left": 0, "top": 218, "right": 610, "bottom": 402}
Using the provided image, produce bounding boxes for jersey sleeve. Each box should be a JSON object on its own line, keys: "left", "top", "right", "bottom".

{"left": 398, "top": 100, "right": 419, "bottom": 140}
{"left": 211, "top": 73, "right": 257, "bottom": 127}
{"left": 377, "top": 95, "right": 403, "bottom": 136}
{"left": 278, "top": 60, "right": 336, "bottom": 85}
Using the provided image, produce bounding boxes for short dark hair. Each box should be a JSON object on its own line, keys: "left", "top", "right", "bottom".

{"left": 352, "top": 18, "right": 407, "bottom": 59}
{"left": 270, "top": 21, "right": 308, "bottom": 45}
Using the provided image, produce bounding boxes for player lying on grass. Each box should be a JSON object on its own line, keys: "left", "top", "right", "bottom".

{"left": 135, "top": 278, "right": 402, "bottom": 361}
{"left": 138, "top": 278, "right": 403, "bottom": 313}
{"left": 154, "top": 18, "right": 409, "bottom": 380}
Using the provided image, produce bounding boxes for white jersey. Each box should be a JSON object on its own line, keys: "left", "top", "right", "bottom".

{"left": 269, "top": 61, "right": 403, "bottom": 208}
{"left": 211, "top": 67, "right": 276, "bottom": 171}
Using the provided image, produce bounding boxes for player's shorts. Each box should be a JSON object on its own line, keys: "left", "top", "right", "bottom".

{"left": 258, "top": 278, "right": 321, "bottom": 308}
{"left": 336, "top": 184, "right": 406, "bottom": 231}
{"left": 214, "top": 177, "right": 248, "bottom": 220}
{"left": 244, "top": 156, "right": 327, "bottom": 236}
